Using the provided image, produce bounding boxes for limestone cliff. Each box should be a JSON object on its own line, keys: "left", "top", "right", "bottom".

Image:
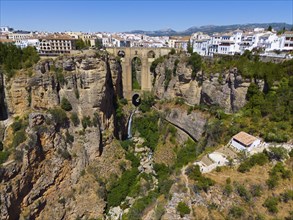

{"left": 0, "top": 51, "right": 127, "bottom": 220}
{"left": 152, "top": 54, "right": 259, "bottom": 113}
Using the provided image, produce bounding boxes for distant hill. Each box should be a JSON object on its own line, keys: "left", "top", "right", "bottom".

{"left": 128, "top": 23, "right": 293, "bottom": 36}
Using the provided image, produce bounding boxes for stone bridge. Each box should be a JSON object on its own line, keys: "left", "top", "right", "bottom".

{"left": 106, "top": 47, "right": 172, "bottom": 99}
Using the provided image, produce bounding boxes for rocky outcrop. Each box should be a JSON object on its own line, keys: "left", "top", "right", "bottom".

{"left": 152, "top": 55, "right": 257, "bottom": 113}
{"left": 163, "top": 107, "right": 208, "bottom": 142}
{"left": 0, "top": 52, "right": 126, "bottom": 220}
{"left": 200, "top": 69, "right": 252, "bottom": 112}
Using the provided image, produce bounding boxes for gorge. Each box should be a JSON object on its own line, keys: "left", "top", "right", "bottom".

{"left": 0, "top": 45, "right": 292, "bottom": 220}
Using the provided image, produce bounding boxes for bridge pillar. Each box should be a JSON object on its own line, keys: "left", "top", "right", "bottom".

{"left": 121, "top": 57, "right": 132, "bottom": 99}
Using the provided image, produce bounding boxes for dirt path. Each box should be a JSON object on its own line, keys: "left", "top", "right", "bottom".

{"left": 181, "top": 165, "right": 191, "bottom": 196}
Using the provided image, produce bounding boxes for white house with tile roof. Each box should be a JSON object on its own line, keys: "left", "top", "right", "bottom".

{"left": 231, "top": 131, "right": 261, "bottom": 152}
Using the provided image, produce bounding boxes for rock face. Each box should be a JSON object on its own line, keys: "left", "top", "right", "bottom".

{"left": 0, "top": 73, "right": 8, "bottom": 120}
{"left": 164, "top": 107, "right": 208, "bottom": 142}
{"left": 0, "top": 52, "right": 126, "bottom": 220}
{"left": 153, "top": 55, "right": 257, "bottom": 113}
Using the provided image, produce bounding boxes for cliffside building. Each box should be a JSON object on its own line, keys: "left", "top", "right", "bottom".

{"left": 231, "top": 131, "right": 260, "bottom": 152}
{"left": 37, "top": 34, "right": 77, "bottom": 56}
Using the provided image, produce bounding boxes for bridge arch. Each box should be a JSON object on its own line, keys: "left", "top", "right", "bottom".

{"left": 117, "top": 50, "right": 125, "bottom": 57}
{"left": 131, "top": 57, "right": 142, "bottom": 90}
{"left": 147, "top": 50, "right": 156, "bottom": 58}
{"left": 106, "top": 47, "right": 173, "bottom": 99}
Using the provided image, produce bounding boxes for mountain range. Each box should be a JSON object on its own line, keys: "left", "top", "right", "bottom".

{"left": 128, "top": 22, "right": 293, "bottom": 36}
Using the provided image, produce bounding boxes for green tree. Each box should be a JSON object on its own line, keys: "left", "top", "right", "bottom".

{"left": 267, "top": 25, "right": 272, "bottom": 31}
{"left": 187, "top": 40, "right": 193, "bottom": 54}
{"left": 75, "top": 39, "right": 86, "bottom": 50}
{"left": 188, "top": 52, "right": 202, "bottom": 78}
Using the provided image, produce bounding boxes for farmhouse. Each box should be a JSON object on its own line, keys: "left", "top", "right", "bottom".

{"left": 231, "top": 131, "right": 261, "bottom": 152}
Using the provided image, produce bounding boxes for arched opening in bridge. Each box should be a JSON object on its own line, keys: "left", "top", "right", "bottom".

{"left": 131, "top": 57, "right": 141, "bottom": 90}
{"left": 132, "top": 94, "right": 141, "bottom": 107}
{"left": 117, "top": 50, "right": 125, "bottom": 58}
{"left": 147, "top": 50, "right": 156, "bottom": 58}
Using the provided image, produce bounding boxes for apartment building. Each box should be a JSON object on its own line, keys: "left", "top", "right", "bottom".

{"left": 38, "top": 34, "right": 76, "bottom": 55}
{"left": 8, "top": 31, "right": 33, "bottom": 41}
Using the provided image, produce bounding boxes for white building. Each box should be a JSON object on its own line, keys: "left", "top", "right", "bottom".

{"left": 280, "top": 31, "right": 293, "bottom": 51}
{"left": 8, "top": 31, "right": 33, "bottom": 41}
{"left": 231, "top": 131, "right": 261, "bottom": 152}
{"left": 0, "top": 26, "right": 13, "bottom": 33}
{"left": 14, "top": 39, "right": 40, "bottom": 49}
{"left": 193, "top": 39, "right": 211, "bottom": 56}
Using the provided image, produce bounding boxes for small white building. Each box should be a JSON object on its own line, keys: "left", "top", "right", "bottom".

{"left": 231, "top": 131, "right": 261, "bottom": 152}
{"left": 280, "top": 31, "right": 293, "bottom": 51}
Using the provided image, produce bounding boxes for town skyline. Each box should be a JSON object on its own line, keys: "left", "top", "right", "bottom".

{"left": 1, "top": 0, "right": 292, "bottom": 33}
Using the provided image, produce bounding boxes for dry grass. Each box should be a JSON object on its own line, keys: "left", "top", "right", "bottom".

{"left": 196, "top": 159, "right": 293, "bottom": 219}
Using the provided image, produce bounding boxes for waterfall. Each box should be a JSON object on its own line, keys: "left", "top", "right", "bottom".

{"left": 127, "top": 111, "right": 135, "bottom": 139}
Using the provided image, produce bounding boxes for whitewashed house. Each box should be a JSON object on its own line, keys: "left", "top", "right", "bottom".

{"left": 280, "top": 31, "right": 293, "bottom": 51}
{"left": 231, "top": 131, "right": 261, "bottom": 152}
{"left": 193, "top": 39, "right": 211, "bottom": 56}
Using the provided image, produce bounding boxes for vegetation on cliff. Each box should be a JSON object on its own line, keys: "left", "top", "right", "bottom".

{"left": 0, "top": 43, "right": 39, "bottom": 79}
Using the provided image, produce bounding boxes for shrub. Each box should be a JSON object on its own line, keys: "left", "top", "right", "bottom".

{"left": 125, "top": 152, "right": 140, "bottom": 168}
{"left": 169, "top": 48, "right": 176, "bottom": 55}
{"left": 267, "top": 162, "right": 291, "bottom": 189}
{"left": 65, "top": 131, "right": 74, "bottom": 144}
{"left": 48, "top": 108, "right": 68, "bottom": 128}
{"left": 70, "top": 112, "right": 80, "bottom": 126}
{"left": 55, "top": 69, "right": 66, "bottom": 85}
{"left": 81, "top": 116, "right": 92, "bottom": 129}
{"left": 11, "top": 121, "right": 22, "bottom": 133}
{"left": 235, "top": 184, "right": 251, "bottom": 202}
{"left": 12, "top": 130, "right": 26, "bottom": 148}
{"left": 132, "top": 112, "right": 159, "bottom": 151}
{"left": 175, "top": 139, "right": 200, "bottom": 169}
{"left": 0, "top": 141, "right": 3, "bottom": 151}
{"left": 61, "top": 97, "right": 72, "bottom": 111}
{"left": 106, "top": 168, "right": 139, "bottom": 208}
{"left": 188, "top": 52, "right": 202, "bottom": 78}
{"left": 139, "top": 92, "right": 155, "bottom": 113}
{"left": 154, "top": 163, "right": 173, "bottom": 195}
{"left": 266, "top": 147, "right": 288, "bottom": 161}
{"left": 57, "top": 148, "right": 71, "bottom": 160}
{"left": 223, "top": 184, "right": 233, "bottom": 196}
{"left": 250, "top": 184, "right": 263, "bottom": 197}
{"left": 164, "top": 68, "right": 172, "bottom": 91}
{"left": 175, "top": 97, "right": 185, "bottom": 105}
{"left": 186, "top": 165, "right": 215, "bottom": 192}
{"left": 266, "top": 175, "right": 279, "bottom": 189}
{"left": 126, "top": 191, "right": 159, "bottom": 220}
{"left": 176, "top": 202, "right": 190, "bottom": 217}
{"left": 120, "top": 139, "right": 134, "bottom": 151}
{"left": 150, "top": 56, "right": 165, "bottom": 73}
{"left": 0, "top": 151, "right": 9, "bottom": 164}
{"left": 280, "top": 190, "right": 293, "bottom": 203}
{"left": 263, "top": 196, "right": 279, "bottom": 213}
{"left": 237, "top": 152, "right": 269, "bottom": 173}
{"left": 229, "top": 206, "right": 245, "bottom": 218}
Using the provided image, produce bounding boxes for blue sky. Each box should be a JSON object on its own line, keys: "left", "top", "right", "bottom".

{"left": 1, "top": 0, "right": 292, "bottom": 32}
